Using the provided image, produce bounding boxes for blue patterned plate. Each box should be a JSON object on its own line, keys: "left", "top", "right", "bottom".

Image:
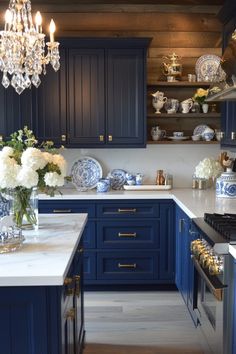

{"left": 195, "top": 54, "right": 226, "bottom": 82}
{"left": 71, "top": 157, "right": 102, "bottom": 191}
{"left": 108, "top": 169, "right": 127, "bottom": 190}
{"left": 193, "top": 125, "right": 210, "bottom": 137}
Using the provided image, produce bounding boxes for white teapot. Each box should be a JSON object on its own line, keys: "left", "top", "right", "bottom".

{"left": 151, "top": 91, "right": 167, "bottom": 114}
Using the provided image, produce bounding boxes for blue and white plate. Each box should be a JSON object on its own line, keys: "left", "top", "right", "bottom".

{"left": 195, "top": 54, "right": 226, "bottom": 82}
{"left": 71, "top": 157, "right": 102, "bottom": 191}
{"left": 108, "top": 169, "right": 127, "bottom": 190}
{"left": 193, "top": 125, "right": 210, "bottom": 137}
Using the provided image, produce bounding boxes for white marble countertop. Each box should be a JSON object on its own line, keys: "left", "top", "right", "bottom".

{"left": 39, "top": 187, "right": 236, "bottom": 258}
{"left": 39, "top": 187, "right": 236, "bottom": 218}
{"left": 0, "top": 213, "right": 87, "bottom": 287}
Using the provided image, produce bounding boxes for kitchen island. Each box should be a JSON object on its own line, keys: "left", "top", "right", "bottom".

{"left": 0, "top": 213, "right": 87, "bottom": 354}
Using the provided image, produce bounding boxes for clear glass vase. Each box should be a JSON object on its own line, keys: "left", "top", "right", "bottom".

{"left": 8, "top": 187, "right": 38, "bottom": 230}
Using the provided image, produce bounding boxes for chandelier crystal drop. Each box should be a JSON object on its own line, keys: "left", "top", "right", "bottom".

{"left": 0, "top": 0, "right": 60, "bottom": 94}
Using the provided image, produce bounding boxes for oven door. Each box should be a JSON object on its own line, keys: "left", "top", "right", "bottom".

{"left": 192, "top": 256, "right": 226, "bottom": 354}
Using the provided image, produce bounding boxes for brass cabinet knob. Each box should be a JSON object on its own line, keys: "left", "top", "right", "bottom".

{"left": 64, "top": 277, "right": 73, "bottom": 285}
{"left": 65, "top": 308, "right": 75, "bottom": 320}
{"left": 99, "top": 135, "right": 104, "bottom": 142}
{"left": 61, "top": 134, "right": 66, "bottom": 142}
{"left": 108, "top": 135, "right": 113, "bottom": 142}
{"left": 231, "top": 132, "right": 236, "bottom": 140}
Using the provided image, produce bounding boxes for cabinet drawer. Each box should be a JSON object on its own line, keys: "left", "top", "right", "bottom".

{"left": 97, "top": 251, "right": 158, "bottom": 280}
{"left": 97, "top": 220, "right": 159, "bottom": 249}
{"left": 97, "top": 202, "right": 159, "bottom": 218}
{"left": 84, "top": 251, "right": 96, "bottom": 280}
{"left": 39, "top": 200, "right": 95, "bottom": 217}
{"left": 84, "top": 221, "right": 96, "bottom": 249}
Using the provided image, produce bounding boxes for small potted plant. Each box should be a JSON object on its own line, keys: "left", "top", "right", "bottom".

{"left": 193, "top": 88, "right": 209, "bottom": 113}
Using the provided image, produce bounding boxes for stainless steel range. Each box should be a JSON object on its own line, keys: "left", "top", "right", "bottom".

{"left": 191, "top": 213, "right": 235, "bottom": 354}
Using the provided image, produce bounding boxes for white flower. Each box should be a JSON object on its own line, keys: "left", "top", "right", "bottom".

{"left": 17, "top": 167, "right": 39, "bottom": 188}
{"left": 52, "top": 154, "right": 67, "bottom": 176}
{"left": 42, "top": 152, "right": 53, "bottom": 164}
{"left": 44, "top": 172, "right": 64, "bottom": 187}
{"left": 195, "top": 158, "right": 223, "bottom": 179}
{"left": 1, "top": 146, "right": 14, "bottom": 157}
{"left": 21, "top": 147, "right": 47, "bottom": 171}
{"left": 0, "top": 156, "right": 20, "bottom": 189}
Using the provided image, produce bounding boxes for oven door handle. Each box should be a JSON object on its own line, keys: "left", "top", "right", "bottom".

{"left": 191, "top": 256, "right": 225, "bottom": 301}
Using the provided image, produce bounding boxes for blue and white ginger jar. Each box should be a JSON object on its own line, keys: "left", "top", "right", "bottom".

{"left": 216, "top": 169, "right": 236, "bottom": 198}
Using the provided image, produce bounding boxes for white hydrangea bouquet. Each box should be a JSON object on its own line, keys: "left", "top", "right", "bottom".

{"left": 194, "top": 157, "right": 223, "bottom": 185}
{"left": 0, "top": 126, "right": 67, "bottom": 229}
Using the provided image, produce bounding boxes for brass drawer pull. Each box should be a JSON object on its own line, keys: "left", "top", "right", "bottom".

{"left": 118, "top": 263, "right": 137, "bottom": 269}
{"left": 108, "top": 135, "right": 113, "bottom": 142}
{"left": 99, "top": 135, "right": 104, "bottom": 142}
{"left": 53, "top": 209, "right": 72, "bottom": 213}
{"left": 118, "top": 232, "right": 136, "bottom": 238}
{"left": 61, "top": 134, "right": 66, "bottom": 142}
{"left": 118, "top": 208, "right": 137, "bottom": 213}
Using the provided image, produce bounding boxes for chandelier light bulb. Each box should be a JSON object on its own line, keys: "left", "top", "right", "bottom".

{"left": 4, "top": 9, "right": 12, "bottom": 30}
{"left": 49, "top": 19, "right": 56, "bottom": 43}
{"left": 35, "top": 11, "right": 42, "bottom": 32}
{"left": 0, "top": 0, "right": 60, "bottom": 94}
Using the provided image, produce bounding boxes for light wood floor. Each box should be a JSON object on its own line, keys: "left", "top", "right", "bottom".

{"left": 83, "top": 291, "right": 205, "bottom": 354}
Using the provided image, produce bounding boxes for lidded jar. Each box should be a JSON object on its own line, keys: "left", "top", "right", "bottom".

{"left": 216, "top": 168, "right": 236, "bottom": 198}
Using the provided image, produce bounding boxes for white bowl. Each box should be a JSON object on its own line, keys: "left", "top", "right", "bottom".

{"left": 191, "top": 135, "right": 201, "bottom": 141}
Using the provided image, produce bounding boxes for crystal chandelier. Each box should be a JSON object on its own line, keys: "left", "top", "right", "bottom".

{"left": 0, "top": 0, "right": 60, "bottom": 94}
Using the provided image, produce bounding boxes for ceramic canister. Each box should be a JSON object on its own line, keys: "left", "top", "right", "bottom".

{"left": 216, "top": 169, "right": 236, "bottom": 198}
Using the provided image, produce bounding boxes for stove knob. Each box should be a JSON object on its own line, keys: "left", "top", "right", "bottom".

{"left": 199, "top": 251, "right": 210, "bottom": 267}
{"left": 205, "top": 256, "right": 215, "bottom": 268}
{"left": 209, "top": 262, "right": 221, "bottom": 276}
{"left": 191, "top": 239, "right": 202, "bottom": 252}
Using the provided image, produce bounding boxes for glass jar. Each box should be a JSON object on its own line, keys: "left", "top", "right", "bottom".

{"left": 156, "top": 170, "right": 165, "bottom": 185}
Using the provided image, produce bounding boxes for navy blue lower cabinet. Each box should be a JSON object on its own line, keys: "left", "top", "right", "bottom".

{"left": 97, "top": 251, "right": 159, "bottom": 282}
{"left": 0, "top": 243, "right": 84, "bottom": 354}
{"left": 39, "top": 199, "right": 175, "bottom": 286}
{"left": 175, "top": 204, "right": 197, "bottom": 325}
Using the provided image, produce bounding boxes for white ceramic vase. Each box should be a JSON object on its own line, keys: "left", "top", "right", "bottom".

{"left": 202, "top": 103, "right": 209, "bottom": 114}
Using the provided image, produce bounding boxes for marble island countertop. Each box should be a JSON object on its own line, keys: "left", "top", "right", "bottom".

{"left": 0, "top": 213, "right": 87, "bottom": 287}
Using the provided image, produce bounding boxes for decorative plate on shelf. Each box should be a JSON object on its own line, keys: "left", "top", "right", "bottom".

{"left": 168, "top": 136, "right": 189, "bottom": 141}
{"left": 193, "top": 125, "right": 210, "bottom": 137}
{"left": 108, "top": 169, "right": 127, "bottom": 190}
{"left": 195, "top": 55, "right": 226, "bottom": 82}
{"left": 71, "top": 157, "right": 103, "bottom": 191}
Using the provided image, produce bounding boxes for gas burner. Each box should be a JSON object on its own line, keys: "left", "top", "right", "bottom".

{"left": 204, "top": 213, "right": 236, "bottom": 241}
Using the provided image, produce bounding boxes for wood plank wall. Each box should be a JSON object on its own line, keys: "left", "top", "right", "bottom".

{"left": 34, "top": 4, "right": 223, "bottom": 84}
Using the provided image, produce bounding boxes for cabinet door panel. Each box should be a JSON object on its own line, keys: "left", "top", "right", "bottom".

{"left": 97, "top": 220, "right": 160, "bottom": 249}
{"left": 32, "top": 49, "right": 66, "bottom": 146}
{"left": 97, "top": 251, "right": 158, "bottom": 280}
{"left": 68, "top": 49, "right": 105, "bottom": 146}
{"left": 106, "top": 48, "right": 145, "bottom": 147}
{"left": 0, "top": 85, "right": 33, "bottom": 139}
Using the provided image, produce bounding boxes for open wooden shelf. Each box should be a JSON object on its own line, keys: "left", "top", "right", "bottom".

{"left": 147, "top": 81, "right": 214, "bottom": 87}
{"left": 147, "top": 112, "right": 221, "bottom": 119}
{"left": 147, "top": 140, "right": 219, "bottom": 145}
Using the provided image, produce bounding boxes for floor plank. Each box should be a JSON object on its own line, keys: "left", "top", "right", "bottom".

{"left": 83, "top": 291, "right": 205, "bottom": 354}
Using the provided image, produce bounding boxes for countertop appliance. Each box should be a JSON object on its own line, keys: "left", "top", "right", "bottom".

{"left": 191, "top": 213, "right": 235, "bottom": 354}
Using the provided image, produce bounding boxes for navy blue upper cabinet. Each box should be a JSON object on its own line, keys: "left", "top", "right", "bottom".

{"left": 219, "top": 10, "right": 236, "bottom": 150}
{"left": 0, "top": 84, "right": 33, "bottom": 140}
{"left": 106, "top": 48, "right": 145, "bottom": 147}
{"left": 66, "top": 38, "right": 150, "bottom": 148}
{"left": 32, "top": 48, "right": 67, "bottom": 146}
{"left": 68, "top": 48, "right": 105, "bottom": 147}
